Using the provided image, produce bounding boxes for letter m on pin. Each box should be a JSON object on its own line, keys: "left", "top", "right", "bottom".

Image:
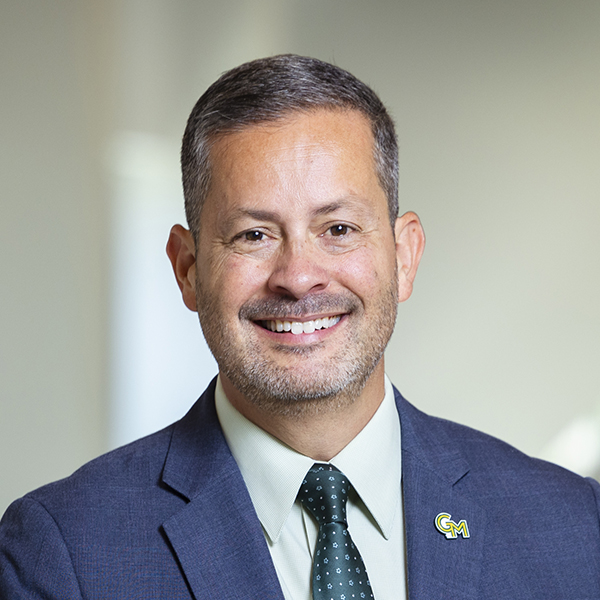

{"left": 435, "top": 512, "right": 470, "bottom": 539}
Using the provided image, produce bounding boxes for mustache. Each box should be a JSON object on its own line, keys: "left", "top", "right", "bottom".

{"left": 239, "top": 293, "right": 360, "bottom": 321}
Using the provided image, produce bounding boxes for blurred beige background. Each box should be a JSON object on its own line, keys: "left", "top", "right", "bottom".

{"left": 1, "top": 0, "right": 599, "bottom": 515}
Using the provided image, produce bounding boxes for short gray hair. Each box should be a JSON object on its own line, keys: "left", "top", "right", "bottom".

{"left": 181, "top": 54, "right": 398, "bottom": 239}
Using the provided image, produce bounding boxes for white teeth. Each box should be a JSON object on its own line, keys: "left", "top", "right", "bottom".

{"left": 330, "top": 315, "right": 342, "bottom": 327}
{"left": 303, "top": 321, "right": 315, "bottom": 334}
{"left": 263, "top": 315, "right": 342, "bottom": 335}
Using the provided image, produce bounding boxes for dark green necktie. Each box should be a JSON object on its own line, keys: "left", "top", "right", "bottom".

{"left": 298, "top": 463, "right": 375, "bottom": 600}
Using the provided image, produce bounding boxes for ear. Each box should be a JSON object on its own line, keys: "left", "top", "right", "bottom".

{"left": 394, "top": 212, "right": 425, "bottom": 303}
{"left": 166, "top": 224, "right": 198, "bottom": 312}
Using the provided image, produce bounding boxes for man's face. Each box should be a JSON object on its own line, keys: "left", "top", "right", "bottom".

{"left": 180, "top": 109, "right": 417, "bottom": 414}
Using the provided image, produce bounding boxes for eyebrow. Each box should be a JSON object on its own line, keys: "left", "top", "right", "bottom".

{"left": 217, "top": 208, "right": 274, "bottom": 235}
{"left": 312, "top": 200, "right": 348, "bottom": 217}
{"left": 223, "top": 199, "right": 362, "bottom": 226}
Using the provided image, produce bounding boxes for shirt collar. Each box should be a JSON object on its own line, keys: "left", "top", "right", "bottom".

{"left": 330, "top": 375, "right": 401, "bottom": 539}
{"left": 215, "top": 375, "right": 401, "bottom": 543}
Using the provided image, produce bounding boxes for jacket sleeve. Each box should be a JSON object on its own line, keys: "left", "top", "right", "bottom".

{"left": 0, "top": 497, "right": 83, "bottom": 600}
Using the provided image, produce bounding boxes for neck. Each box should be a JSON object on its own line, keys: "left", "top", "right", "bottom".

{"left": 220, "top": 363, "right": 386, "bottom": 461}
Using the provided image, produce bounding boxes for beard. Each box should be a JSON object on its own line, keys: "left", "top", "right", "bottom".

{"left": 196, "top": 279, "right": 398, "bottom": 417}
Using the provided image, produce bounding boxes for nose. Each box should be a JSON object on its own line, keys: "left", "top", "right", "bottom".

{"left": 267, "top": 240, "right": 330, "bottom": 299}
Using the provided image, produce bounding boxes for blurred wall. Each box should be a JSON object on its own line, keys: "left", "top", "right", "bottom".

{"left": 0, "top": 1, "right": 113, "bottom": 513}
{"left": 1, "top": 0, "right": 599, "bottom": 514}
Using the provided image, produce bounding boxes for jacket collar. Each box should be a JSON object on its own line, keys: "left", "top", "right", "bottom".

{"left": 161, "top": 378, "right": 285, "bottom": 600}
{"left": 395, "top": 388, "right": 486, "bottom": 599}
{"left": 395, "top": 388, "right": 470, "bottom": 486}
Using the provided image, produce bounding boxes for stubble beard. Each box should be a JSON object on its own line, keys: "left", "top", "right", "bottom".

{"left": 196, "top": 280, "right": 398, "bottom": 418}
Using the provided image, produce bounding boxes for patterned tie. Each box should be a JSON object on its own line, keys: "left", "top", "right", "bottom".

{"left": 298, "top": 463, "right": 375, "bottom": 600}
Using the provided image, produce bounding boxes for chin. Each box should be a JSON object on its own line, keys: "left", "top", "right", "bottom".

{"left": 221, "top": 352, "right": 380, "bottom": 418}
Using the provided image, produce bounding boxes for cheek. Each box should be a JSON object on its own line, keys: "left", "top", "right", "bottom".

{"left": 205, "top": 254, "right": 271, "bottom": 304}
{"left": 335, "top": 249, "right": 391, "bottom": 292}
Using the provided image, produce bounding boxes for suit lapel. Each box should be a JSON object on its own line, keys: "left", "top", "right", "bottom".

{"left": 396, "top": 389, "right": 486, "bottom": 600}
{"left": 158, "top": 381, "right": 487, "bottom": 599}
{"left": 160, "top": 380, "right": 284, "bottom": 600}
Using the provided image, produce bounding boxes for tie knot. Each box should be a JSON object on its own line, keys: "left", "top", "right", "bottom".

{"left": 297, "top": 463, "right": 349, "bottom": 526}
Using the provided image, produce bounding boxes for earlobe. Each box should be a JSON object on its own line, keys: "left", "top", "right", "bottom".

{"left": 166, "top": 224, "right": 198, "bottom": 312}
{"left": 394, "top": 212, "right": 425, "bottom": 303}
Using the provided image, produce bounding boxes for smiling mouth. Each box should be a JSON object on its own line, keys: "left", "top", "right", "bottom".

{"left": 258, "top": 315, "right": 342, "bottom": 335}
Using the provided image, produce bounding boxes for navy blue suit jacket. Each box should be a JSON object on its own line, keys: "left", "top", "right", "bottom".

{"left": 2, "top": 379, "right": 600, "bottom": 599}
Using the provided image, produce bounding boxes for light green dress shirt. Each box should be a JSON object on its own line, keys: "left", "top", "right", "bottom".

{"left": 215, "top": 375, "right": 407, "bottom": 600}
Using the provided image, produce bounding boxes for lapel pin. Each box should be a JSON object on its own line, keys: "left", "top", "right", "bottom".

{"left": 435, "top": 512, "right": 470, "bottom": 539}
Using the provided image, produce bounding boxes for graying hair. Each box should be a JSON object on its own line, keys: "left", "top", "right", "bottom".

{"left": 181, "top": 54, "right": 398, "bottom": 239}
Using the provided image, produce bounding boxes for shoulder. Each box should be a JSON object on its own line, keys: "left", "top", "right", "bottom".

{"left": 439, "top": 413, "right": 595, "bottom": 489}
{"left": 13, "top": 379, "right": 220, "bottom": 515}
{"left": 395, "top": 387, "right": 600, "bottom": 510}
{"left": 0, "top": 425, "right": 177, "bottom": 599}
{"left": 28, "top": 424, "right": 175, "bottom": 510}
{"left": 438, "top": 410, "right": 593, "bottom": 485}
{"left": 0, "top": 424, "right": 186, "bottom": 568}
{"left": 0, "top": 382, "right": 223, "bottom": 598}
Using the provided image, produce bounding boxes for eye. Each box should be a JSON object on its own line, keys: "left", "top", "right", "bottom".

{"left": 329, "top": 224, "right": 350, "bottom": 236}
{"left": 243, "top": 230, "right": 265, "bottom": 242}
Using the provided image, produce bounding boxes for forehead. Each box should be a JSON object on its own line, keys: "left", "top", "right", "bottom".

{"left": 205, "top": 109, "right": 383, "bottom": 210}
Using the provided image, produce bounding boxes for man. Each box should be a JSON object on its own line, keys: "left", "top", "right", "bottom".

{"left": 1, "top": 55, "right": 599, "bottom": 599}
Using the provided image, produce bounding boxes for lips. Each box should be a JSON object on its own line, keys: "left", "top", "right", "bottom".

{"left": 259, "top": 315, "right": 342, "bottom": 334}
{"left": 240, "top": 293, "right": 359, "bottom": 337}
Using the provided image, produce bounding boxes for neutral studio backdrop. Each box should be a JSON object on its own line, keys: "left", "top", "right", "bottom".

{"left": 1, "top": 0, "right": 599, "bottom": 514}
